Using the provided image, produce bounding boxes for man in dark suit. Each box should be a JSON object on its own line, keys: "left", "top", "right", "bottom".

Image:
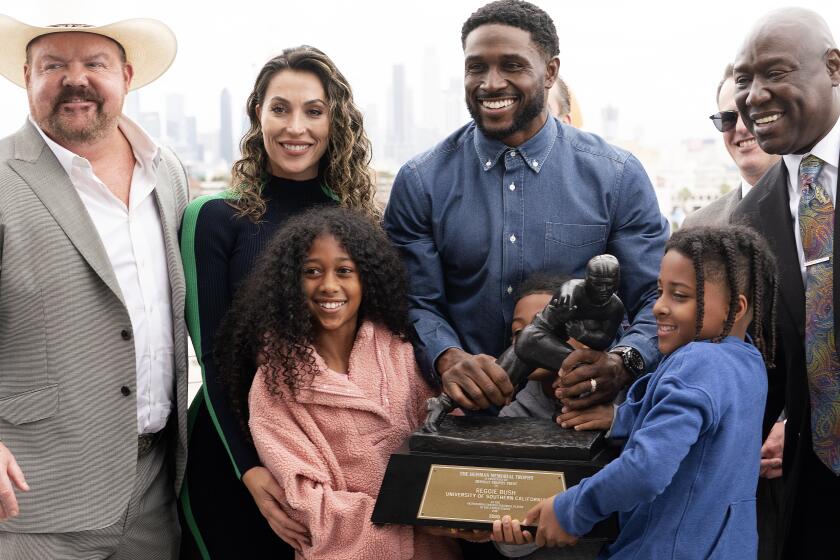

{"left": 732, "top": 8, "right": 840, "bottom": 558}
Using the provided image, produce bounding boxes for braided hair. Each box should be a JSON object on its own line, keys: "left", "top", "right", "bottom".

{"left": 666, "top": 225, "right": 778, "bottom": 366}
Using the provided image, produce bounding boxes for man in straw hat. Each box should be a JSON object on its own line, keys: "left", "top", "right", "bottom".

{"left": 0, "top": 15, "right": 188, "bottom": 558}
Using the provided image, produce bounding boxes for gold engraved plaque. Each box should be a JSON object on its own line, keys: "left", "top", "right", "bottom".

{"left": 417, "top": 465, "right": 567, "bottom": 523}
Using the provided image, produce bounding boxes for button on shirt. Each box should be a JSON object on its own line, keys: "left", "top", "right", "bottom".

{"left": 384, "top": 116, "right": 668, "bottom": 379}
{"left": 32, "top": 116, "right": 174, "bottom": 434}
{"left": 782, "top": 115, "right": 840, "bottom": 284}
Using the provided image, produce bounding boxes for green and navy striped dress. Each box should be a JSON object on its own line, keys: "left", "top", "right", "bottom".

{"left": 179, "top": 175, "right": 335, "bottom": 559}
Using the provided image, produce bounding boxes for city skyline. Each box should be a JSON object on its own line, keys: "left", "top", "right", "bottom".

{"left": 3, "top": 1, "right": 839, "bottom": 140}
{"left": 1, "top": 0, "right": 838, "bottom": 213}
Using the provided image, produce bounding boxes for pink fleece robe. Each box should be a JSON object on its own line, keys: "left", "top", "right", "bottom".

{"left": 249, "top": 321, "right": 463, "bottom": 560}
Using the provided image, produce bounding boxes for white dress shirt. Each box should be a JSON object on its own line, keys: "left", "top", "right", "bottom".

{"left": 782, "top": 115, "right": 840, "bottom": 284}
{"left": 740, "top": 177, "right": 754, "bottom": 200}
{"left": 32, "top": 116, "right": 175, "bottom": 434}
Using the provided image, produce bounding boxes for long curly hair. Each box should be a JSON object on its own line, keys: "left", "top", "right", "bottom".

{"left": 229, "top": 46, "right": 378, "bottom": 221}
{"left": 216, "top": 206, "right": 411, "bottom": 429}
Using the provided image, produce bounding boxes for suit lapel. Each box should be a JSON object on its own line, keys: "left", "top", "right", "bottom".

{"left": 8, "top": 121, "right": 125, "bottom": 306}
{"left": 153, "top": 158, "right": 185, "bottom": 314}
{"left": 759, "top": 163, "right": 805, "bottom": 338}
{"left": 724, "top": 187, "right": 742, "bottom": 219}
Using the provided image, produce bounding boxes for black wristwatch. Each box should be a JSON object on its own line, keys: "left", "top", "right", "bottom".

{"left": 610, "top": 346, "right": 645, "bottom": 379}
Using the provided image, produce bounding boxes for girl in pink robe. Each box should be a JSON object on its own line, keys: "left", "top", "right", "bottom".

{"left": 217, "top": 207, "right": 467, "bottom": 560}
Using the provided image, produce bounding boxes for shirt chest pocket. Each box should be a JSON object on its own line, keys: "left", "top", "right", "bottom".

{"left": 544, "top": 223, "right": 607, "bottom": 269}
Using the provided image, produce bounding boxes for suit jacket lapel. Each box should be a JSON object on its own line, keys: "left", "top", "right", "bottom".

{"left": 154, "top": 151, "right": 188, "bottom": 451}
{"left": 759, "top": 163, "right": 805, "bottom": 339}
{"left": 724, "top": 187, "right": 742, "bottom": 219}
{"left": 153, "top": 159, "right": 185, "bottom": 314}
{"left": 8, "top": 121, "right": 125, "bottom": 306}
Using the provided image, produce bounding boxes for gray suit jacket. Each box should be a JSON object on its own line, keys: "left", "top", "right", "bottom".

{"left": 0, "top": 120, "right": 189, "bottom": 533}
{"left": 682, "top": 186, "right": 743, "bottom": 229}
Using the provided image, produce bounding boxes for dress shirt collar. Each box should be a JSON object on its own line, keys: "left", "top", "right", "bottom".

{"left": 782, "top": 114, "right": 840, "bottom": 182}
{"left": 740, "top": 177, "right": 753, "bottom": 200}
{"left": 29, "top": 114, "right": 161, "bottom": 176}
{"left": 473, "top": 113, "right": 558, "bottom": 175}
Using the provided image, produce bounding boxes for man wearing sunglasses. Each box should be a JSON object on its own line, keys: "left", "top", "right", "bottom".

{"left": 683, "top": 63, "right": 778, "bottom": 228}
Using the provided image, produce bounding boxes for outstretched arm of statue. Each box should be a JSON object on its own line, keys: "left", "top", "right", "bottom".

{"left": 555, "top": 282, "right": 579, "bottom": 317}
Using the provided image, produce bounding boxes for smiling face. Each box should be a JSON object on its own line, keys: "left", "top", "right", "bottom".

{"left": 24, "top": 32, "right": 132, "bottom": 145}
{"left": 718, "top": 78, "right": 779, "bottom": 185}
{"left": 302, "top": 234, "right": 362, "bottom": 341}
{"left": 653, "top": 250, "right": 731, "bottom": 356}
{"left": 258, "top": 69, "right": 330, "bottom": 180}
{"left": 733, "top": 18, "right": 840, "bottom": 155}
{"left": 463, "top": 24, "right": 558, "bottom": 146}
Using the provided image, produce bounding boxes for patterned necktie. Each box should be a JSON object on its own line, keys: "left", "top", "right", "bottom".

{"left": 799, "top": 154, "right": 840, "bottom": 474}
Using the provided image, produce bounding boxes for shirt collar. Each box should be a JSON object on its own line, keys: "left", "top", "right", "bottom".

{"left": 473, "top": 114, "right": 558, "bottom": 174}
{"left": 740, "top": 177, "right": 753, "bottom": 200}
{"left": 29, "top": 114, "right": 161, "bottom": 176}
{"left": 782, "top": 113, "right": 840, "bottom": 179}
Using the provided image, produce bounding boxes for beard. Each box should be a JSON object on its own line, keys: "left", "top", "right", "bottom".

{"left": 42, "top": 86, "right": 116, "bottom": 144}
{"left": 466, "top": 85, "right": 546, "bottom": 141}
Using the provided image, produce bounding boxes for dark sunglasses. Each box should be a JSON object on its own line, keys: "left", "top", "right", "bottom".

{"left": 709, "top": 110, "right": 739, "bottom": 132}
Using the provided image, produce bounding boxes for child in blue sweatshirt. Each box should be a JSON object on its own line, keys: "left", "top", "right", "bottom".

{"left": 494, "top": 225, "right": 778, "bottom": 559}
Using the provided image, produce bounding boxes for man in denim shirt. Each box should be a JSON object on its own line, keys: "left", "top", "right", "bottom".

{"left": 384, "top": 0, "right": 668, "bottom": 419}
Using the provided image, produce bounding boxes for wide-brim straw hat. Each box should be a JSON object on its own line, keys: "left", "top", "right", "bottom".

{"left": 0, "top": 15, "right": 177, "bottom": 90}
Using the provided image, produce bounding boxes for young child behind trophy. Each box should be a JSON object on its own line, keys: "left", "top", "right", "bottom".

{"left": 494, "top": 273, "right": 612, "bottom": 559}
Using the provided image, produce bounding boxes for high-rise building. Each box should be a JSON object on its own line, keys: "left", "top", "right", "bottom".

{"left": 220, "top": 88, "right": 233, "bottom": 167}
{"left": 166, "top": 93, "right": 185, "bottom": 145}
{"left": 389, "top": 65, "right": 408, "bottom": 147}
{"left": 386, "top": 64, "right": 414, "bottom": 165}
{"left": 124, "top": 91, "right": 140, "bottom": 122}
{"left": 420, "top": 47, "right": 443, "bottom": 137}
{"left": 601, "top": 105, "right": 619, "bottom": 142}
{"left": 185, "top": 115, "right": 201, "bottom": 162}
{"left": 443, "top": 77, "right": 468, "bottom": 135}
{"left": 138, "top": 111, "right": 161, "bottom": 140}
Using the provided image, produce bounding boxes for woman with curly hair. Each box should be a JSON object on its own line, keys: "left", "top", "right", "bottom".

{"left": 179, "top": 47, "right": 378, "bottom": 558}
{"left": 222, "top": 207, "right": 463, "bottom": 559}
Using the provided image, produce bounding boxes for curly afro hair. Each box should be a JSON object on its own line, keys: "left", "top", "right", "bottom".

{"left": 216, "top": 206, "right": 412, "bottom": 431}
{"left": 461, "top": 0, "right": 560, "bottom": 60}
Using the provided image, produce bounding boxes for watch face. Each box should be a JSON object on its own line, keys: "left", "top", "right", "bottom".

{"left": 616, "top": 347, "right": 643, "bottom": 374}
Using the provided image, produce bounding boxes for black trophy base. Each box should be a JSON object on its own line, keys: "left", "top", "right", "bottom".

{"left": 410, "top": 415, "right": 605, "bottom": 460}
{"left": 372, "top": 417, "right": 619, "bottom": 541}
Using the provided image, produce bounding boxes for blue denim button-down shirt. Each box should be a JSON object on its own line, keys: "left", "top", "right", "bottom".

{"left": 384, "top": 116, "right": 668, "bottom": 380}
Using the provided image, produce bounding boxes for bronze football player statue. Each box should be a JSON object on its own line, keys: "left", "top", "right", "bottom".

{"left": 422, "top": 254, "right": 625, "bottom": 433}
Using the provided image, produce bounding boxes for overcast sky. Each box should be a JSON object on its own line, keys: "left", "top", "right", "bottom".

{"left": 2, "top": 0, "right": 840, "bottom": 147}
